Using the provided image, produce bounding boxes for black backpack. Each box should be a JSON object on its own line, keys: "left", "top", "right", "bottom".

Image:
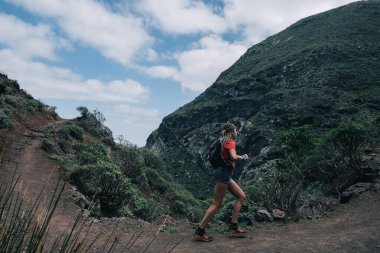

{"left": 208, "top": 140, "right": 232, "bottom": 168}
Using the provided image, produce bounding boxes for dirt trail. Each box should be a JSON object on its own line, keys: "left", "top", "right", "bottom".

{"left": 1, "top": 121, "right": 379, "bottom": 253}
{"left": 0, "top": 120, "right": 83, "bottom": 245}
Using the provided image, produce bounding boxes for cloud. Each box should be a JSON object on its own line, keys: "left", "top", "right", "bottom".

{"left": 109, "top": 104, "right": 161, "bottom": 146}
{"left": 0, "top": 49, "right": 149, "bottom": 103}
{"left": 141, "top": 65, "right": 178, "bottom": 79}
{"left": 114, "top": 104, "right": 160, "bottom": 118}
{"left": 9, "top": 0, "right": 154, "bottom": 66}
{"left": 137, "top": 0, "right": 227, "bottom": 34}
{"left": 223, "top": 0, "right": 356, "bottom": 44}
{"left": 172, "top": 35, "right": 247, "bottom": 92}
{"left": 0, "top": 13, "right": 67, "bottom": 60}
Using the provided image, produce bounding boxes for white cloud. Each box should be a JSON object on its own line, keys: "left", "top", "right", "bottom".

{"left": 137, "top": 0, "right": 227, "bottom": 34}
{"left": 141, "top": 65, "right": 178, "bottom": 79}
{"left": 114, "top": 104, "right": 160, "bottom": 118}
{"left": 173, "top": 35, "right": 247, "bottom": 92}
{"left": 0, "top": 13, "right": 67, "bottom": 60}
{"left": 109, "top": 104, "right": 161, "bottom": 146}
{"left": 0, "top": 49, "right": 149, "bottom": 103}
{"left": 223, "top": 0, "right": 356, "bottom": 44}
{"left": 9, "top": 0, "right": 154, "bottom": 66}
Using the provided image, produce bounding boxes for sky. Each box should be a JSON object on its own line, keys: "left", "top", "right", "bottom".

{"left": 0, "top": 0, "right": 357, "bottom": 146}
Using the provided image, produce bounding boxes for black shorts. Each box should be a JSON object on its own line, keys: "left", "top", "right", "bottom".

{"left": 213, "top": 166, "right": 233, "bottom": 184}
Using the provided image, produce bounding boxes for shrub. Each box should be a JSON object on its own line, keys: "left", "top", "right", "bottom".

{"left": 25, "top": 99, "right": 45, "bottom": 112}
{"left": 41, "top": 138, "right": 59, "bottom": 153}
{"left": 45, "top": 106, "right": 59, "bottom": 119}
{"left": 140, "top": 148, "right": 165, "bottom": 170}
{"left": 132, "top": 197, "right": 167, "bottom": 222}
{"left": 59, "top": 124, "right": 84, "bottom": 140}
{"left": 3, "top": 95, "right": 21, "bottom": 107}
{"left": 73, "top": 140, "right": 108, "bottom": 165}
{"left": 315, "top": 122, "right": 375, "bottom": 192}
{"left": 70, "top": 161, "right": 131, "bottom": 214}
{"left": 0, "top": 109, "right": 13, "bottom": 129}
{"left": 113, "top": 146, "right": 146, "bottom": 184}
{"left": 144, "top": 166, "right": 168, "bottom": 194}
{"left": 76, "top": 107, "right": 114, "bottom": 146}
{"left": 258, "top": 126, "right": 317, "bottom": 215}
{"left": 170, "top": 187, "right": 203, "bottom": 218}
{"left": 214, "top": 197, "right": 258, "bottom": 224}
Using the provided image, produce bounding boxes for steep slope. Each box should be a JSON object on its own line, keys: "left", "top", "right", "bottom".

{"left": 147, "top": 1, "right": 380, "bottom": 197}
{"left": 0, "top": 73, "right": 203, "bottom": 223}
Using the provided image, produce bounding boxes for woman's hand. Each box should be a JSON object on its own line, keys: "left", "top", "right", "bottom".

{"left": 241, "top": 154, "right": 249, "bottom": 160}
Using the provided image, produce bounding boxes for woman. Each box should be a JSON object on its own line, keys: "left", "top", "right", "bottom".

{"left": 194, "top": 122, "right": 249, "bottom": 242}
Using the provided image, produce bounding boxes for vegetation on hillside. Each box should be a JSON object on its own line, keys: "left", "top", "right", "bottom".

{"left": 0, "top": 73, "right": 204, "bottom": 222}
{"left": 147, "top": 1, "right": 380, "bottom": 205}
{"left": 0, "top": 73, "right": 58, "bottom": 131}
{"left": 44, "top": 107, "right": 204, "bottom": 221}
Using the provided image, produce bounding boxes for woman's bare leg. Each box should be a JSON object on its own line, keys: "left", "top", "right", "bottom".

{"left": 199, "top": 182, "right": 228, "bottom": 229}
{"left": 228, "top": 179, "right": 246, "bottom": 223}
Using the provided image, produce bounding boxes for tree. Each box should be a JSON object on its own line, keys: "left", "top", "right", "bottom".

{"left": 319, "top": 122, "right": 375, "bottom": 192}
{"left": 264, "top": 126, "right": 316, "bottom": 215}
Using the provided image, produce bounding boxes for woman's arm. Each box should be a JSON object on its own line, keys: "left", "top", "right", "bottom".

{"left": 228, "top": 148, "right": 244, "bottom": 161}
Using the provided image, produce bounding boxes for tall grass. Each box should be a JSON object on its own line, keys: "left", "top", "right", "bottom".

{"left": 0, "top": 174, "right": 120, "bottom": 252}
{"left": 0, "top": 173, "right": 183, "bottom": 252}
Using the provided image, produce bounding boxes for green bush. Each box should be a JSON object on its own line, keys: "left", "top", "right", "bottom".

{"left": 76, "top": 106, "right": 114, "bottom": 146}
{"left": 170, "top": 187, "right": 203, "bottom": 218}
{"left": 113, "top": 146, "right": 146, "bottom": 184}
{"left": 132, "top": 197, "right": 167, "bottom": 222}
{"left": 41, "top": 138, "right": 59, "bottom": 153}
{"left": 25, "top": 99, "right": 45, "bottom": 112}
{"left": 144, "top": 166, "right": 168, "bottom": 194}
{"left": 140, "top": 148, "right": 165, "bottom": 170}
{"left": 0, "top": 109, "right": 13, "bottom": 129}
{"left": 251, "top": 126, "right": 318, "bottom": 215}
{"left": 214, "top": 197, "right": 258, "bottom": 224}
{"left": 70, "top": 161, "right": 131, "bottom": 214}
{"left": 314, "top": 122, "right": 374, "bottom": 192}
{"left": 59, "top": 124, "right": 84, "bottom": 140}
{"left": 3, "top": 95, "right": 21, "bottom": 107}
{"left": 73, "top": 140, "right": 108, "bottom": 165}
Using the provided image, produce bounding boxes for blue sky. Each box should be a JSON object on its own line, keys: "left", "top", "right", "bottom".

{"left": 0, "top": 0, "right": 356, "bottom": 146}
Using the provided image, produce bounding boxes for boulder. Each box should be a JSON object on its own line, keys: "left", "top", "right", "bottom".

{"left": 240, "top": 214, "right": 256, "bottom": 225}
{"left": 272, "top": 209, "right": 286, "bottom": 219}
{"left": 255, "top": 210, "right": 273, "bottom": 222}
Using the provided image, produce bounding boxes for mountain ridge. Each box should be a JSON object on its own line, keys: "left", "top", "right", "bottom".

{"left": 147, "top": 0, "right": 380, "bottom": 197}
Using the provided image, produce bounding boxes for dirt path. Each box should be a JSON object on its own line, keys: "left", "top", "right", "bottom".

{"left": 1, "top": 121, "right": 379, "bottom": 253}
{"left": 143, "top": 190, "right": 380, "bottom": 253}
{"left": 0, "top": 121, "right": 84, "bottom": 246}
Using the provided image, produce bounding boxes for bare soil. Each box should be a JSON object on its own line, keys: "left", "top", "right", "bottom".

{"left": 1, "top": 119, "right": 379, "bottom": 253}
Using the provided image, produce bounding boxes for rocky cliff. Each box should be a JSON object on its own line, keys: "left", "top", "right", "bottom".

{"left": 147, "top": 1, "right": 380, "bottom": 198}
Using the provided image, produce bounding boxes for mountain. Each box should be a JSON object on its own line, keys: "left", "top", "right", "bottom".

{"left": 146, "top": 0, "right": 380, "bottom": 198}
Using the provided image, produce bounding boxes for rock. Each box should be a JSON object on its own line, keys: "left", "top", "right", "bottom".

{"left": 240, "top": 214, "right": 255, "bottom": 225}
{"left": 255, "top": 210, "right": 273, "bottom": 222}
{"left": 341, "top": 182, "right": 373, "bottom": 203}
{"left": 154, "top": 215, "right": 176, "bottom": 226}
{"left": 272, "top": 209, "right": 286, "bottom": 219}
{"left": 354, "top": 182, "right": 373, "bottom": 190}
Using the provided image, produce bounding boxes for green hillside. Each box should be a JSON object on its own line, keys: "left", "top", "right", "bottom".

{"left": 147, "top": 0, "right": 380, "bottom": 200}
{"left": 0, "top": 73, "right": 203, "bottom": 221}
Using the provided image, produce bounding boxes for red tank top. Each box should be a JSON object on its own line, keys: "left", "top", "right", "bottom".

{"left": 221, "top": 139, "right": 235, "bottom": 159}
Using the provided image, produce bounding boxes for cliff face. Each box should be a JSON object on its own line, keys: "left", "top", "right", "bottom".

{"left": 147, "top": 1, "right": 380, "bottom": 198}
